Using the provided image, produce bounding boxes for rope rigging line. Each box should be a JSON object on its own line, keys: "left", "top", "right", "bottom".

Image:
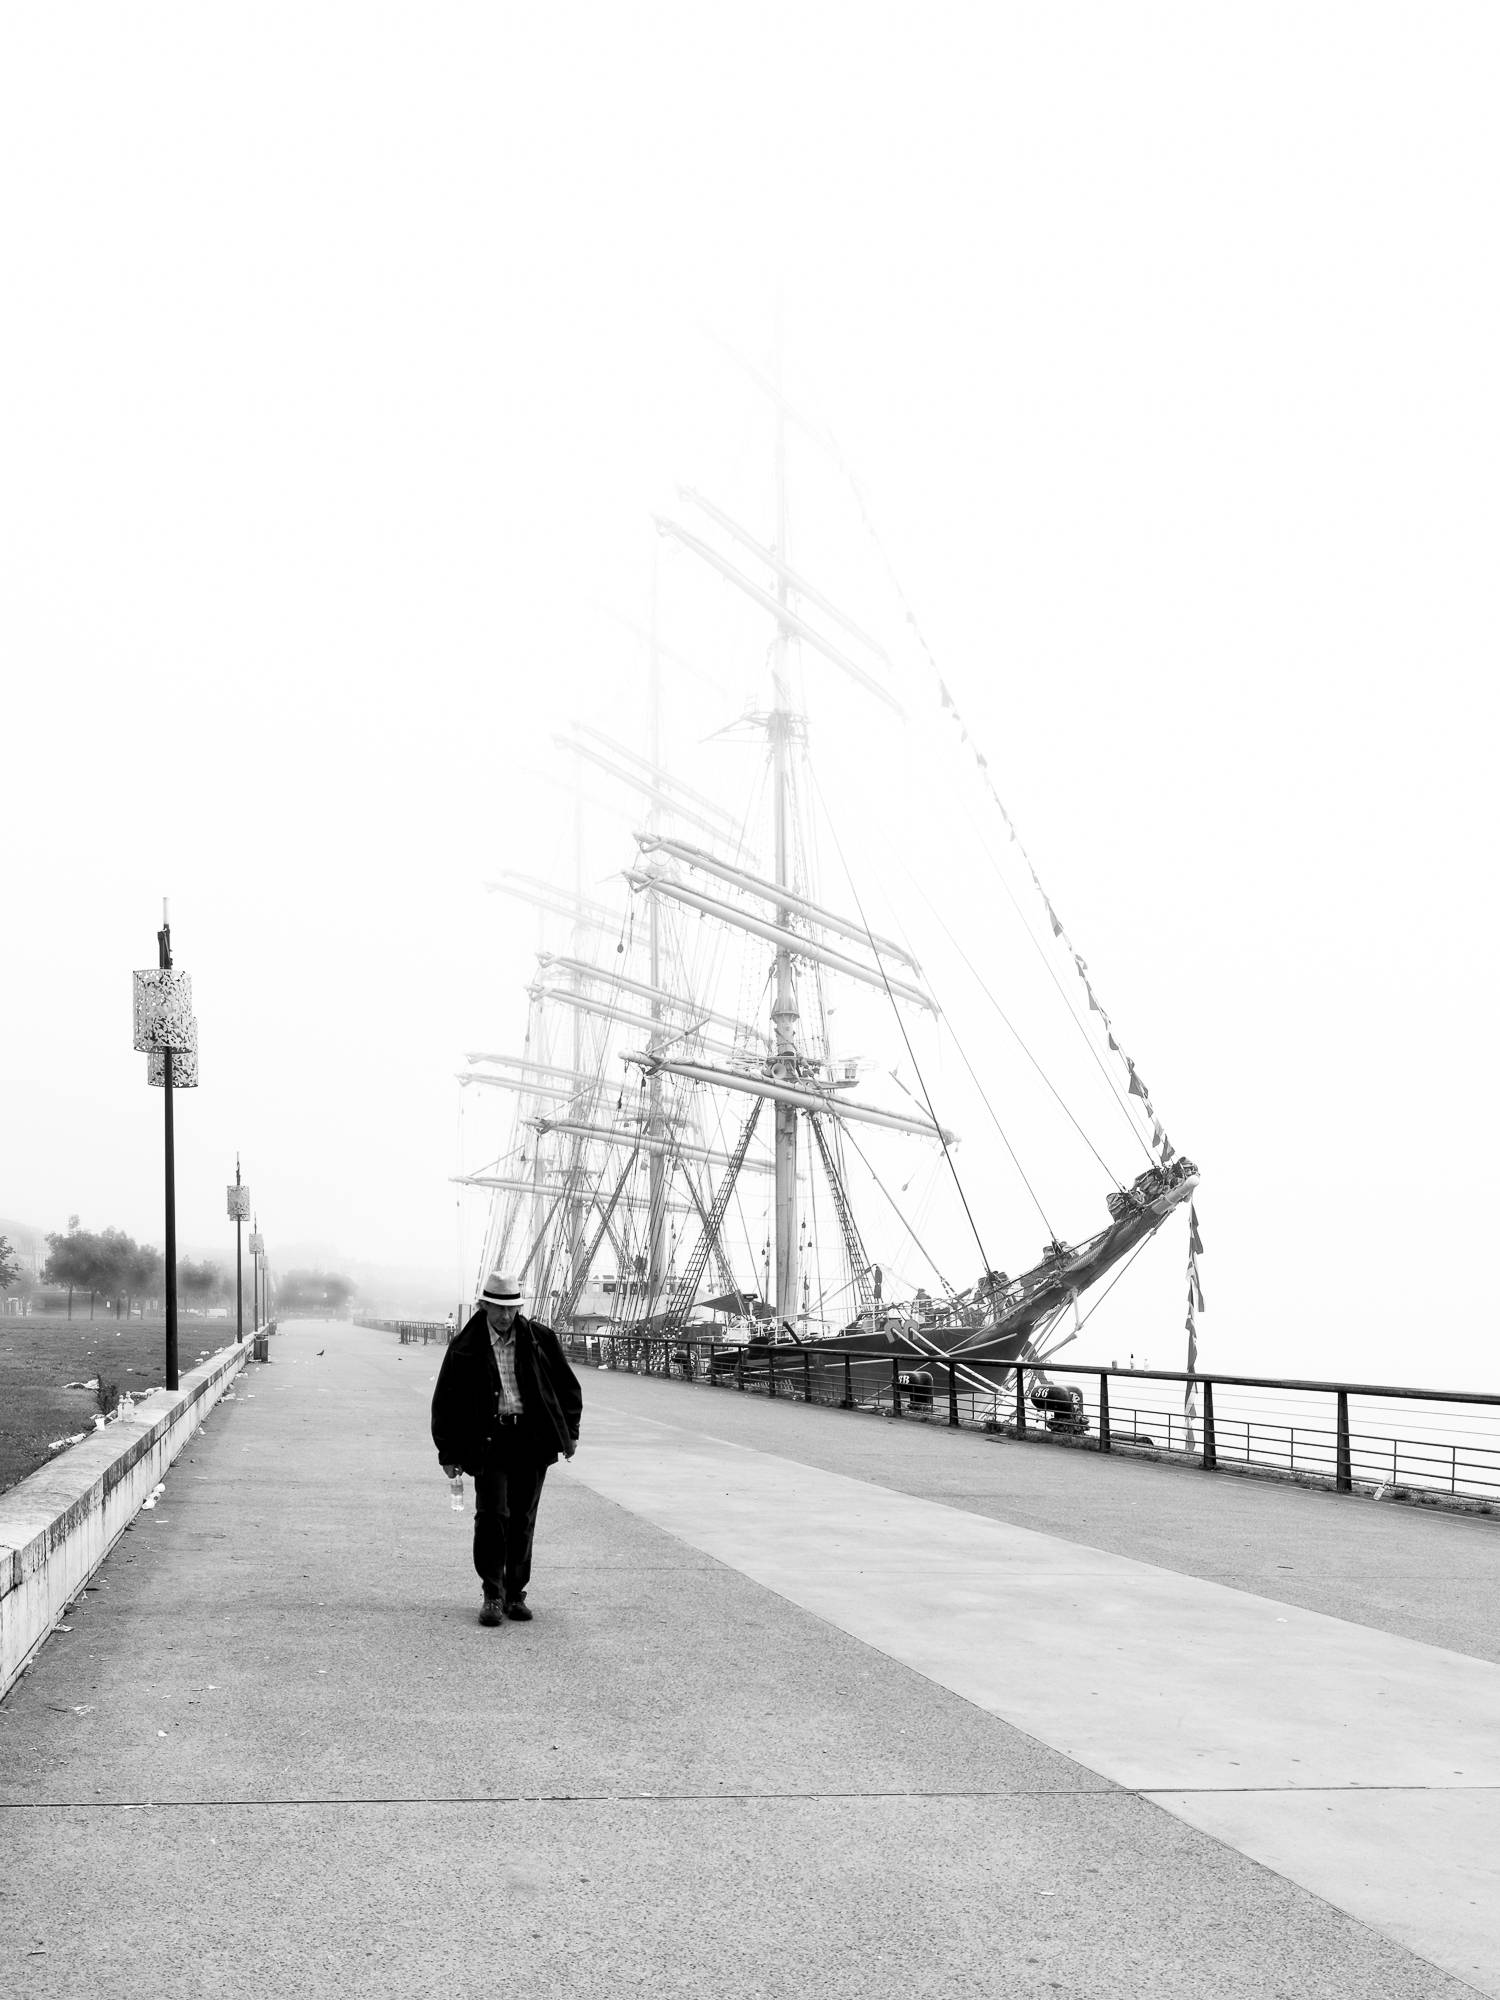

{"left": 805, "top": 766, "right": 999, "bottom": 1272}
{"left": 890, "top": 1021, "right": 1055, "bottom": 1243}
{"left": 894, "top": 859, "right": 1128, "bottom": 1190}
{"left": 807, "top": 1113, "right": 876, "bottom": 1326}
{"left": 951, "top": 800, "right": 1157, "bottom": 1166}
{"left": 811, "top": 427, "right": 1168, "bottom": 1170}
{"left": 838, "top": 1119, "right": 955, "bottom": 1298}
{"left": 536, "top": 1001, "right": 627, "bottom": 1311}
{"left": 808, "top": 1127, "right": 827, "bottom": 1334}
{"left": 1069, "top": 1230, "right": 1157, "bottom": 1340}
{"left": 633, "top": 1058, "right": 733, "bottom": 1331}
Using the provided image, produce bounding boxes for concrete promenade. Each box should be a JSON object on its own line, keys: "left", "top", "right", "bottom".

{"left": 4, "top": 1317, "right": 1500, "bottom": 1998}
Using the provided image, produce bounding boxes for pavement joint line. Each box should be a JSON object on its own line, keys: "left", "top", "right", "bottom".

{"left": 13, "top": 1781, "right": 1499, "bottom": 1813}
{"left": 1154, "top": 1781, "right": 1500, "bottom": 1799}
{"left": 0, "top": 1785, "right": 1125, "bottom": 1810}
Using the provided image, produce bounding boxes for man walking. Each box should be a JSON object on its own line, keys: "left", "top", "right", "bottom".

{"left": 431, "top": 1271, "right": 582, "bottom": 1626}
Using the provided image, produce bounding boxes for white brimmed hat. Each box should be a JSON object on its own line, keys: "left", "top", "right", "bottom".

{"left": 479, "top": 1271, "right": 523, "bottom": 1307}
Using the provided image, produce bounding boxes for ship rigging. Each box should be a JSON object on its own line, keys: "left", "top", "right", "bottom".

{"left": 454, "top": 386, "right": 1204, "bottom": 1404}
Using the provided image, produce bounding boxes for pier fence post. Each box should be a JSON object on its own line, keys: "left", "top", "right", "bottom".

{"left": 842, "top": 1353, "right": 853, "bottom": 1410}
{"left": 1203, "top": 1380, "right": 1217, "bottom": 1470}
{"left": 947, "top": 1363, "right": 960, "bottom": 1429}
{"left": 1336, "top": 1389, "right": 1352, "bottom": 1492}
{"left": 1098, "top": 1372, "right": 1111, "bottom": 1450}
{"left": 1015, "top": 1365, "right": 1026, "bottom": 1433}
{"left": 891, "top": 1357, "right": 902, "bottom": 1418}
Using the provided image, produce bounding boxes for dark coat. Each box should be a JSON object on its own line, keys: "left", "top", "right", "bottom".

{"left": 430, "top": 1310, "right": 583, "bottom": 1475}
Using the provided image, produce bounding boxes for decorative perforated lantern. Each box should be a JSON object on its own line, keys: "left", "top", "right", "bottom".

{"left": 133, "top": 968, "right": 194, "bottom": 1053}
{"left": 227, "top": 1183, "right": 252, "bottom": 1220}
{"left": 249, "top": 1232, "right": 265, "bottom": 1256}
{"left": 147, "top": 1013, "right": 199, "bottom": 1088}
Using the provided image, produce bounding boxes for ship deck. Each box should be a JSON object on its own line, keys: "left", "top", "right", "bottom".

{"left": 4, "top": 1317, "right": 1499, "bottom": 1997}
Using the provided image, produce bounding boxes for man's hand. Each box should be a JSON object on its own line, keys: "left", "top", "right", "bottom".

{"left": 441, "top": 1462, "right": 461, "bottom": 1479}
{"left": 565, "top": 1442, "right": 577, "bottom": 1460}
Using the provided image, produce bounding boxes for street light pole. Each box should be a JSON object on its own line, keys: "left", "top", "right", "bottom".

{"left": 250, "top": 1219, "right": 265, "bottom": 1333}
{"left": 135, "top": 904, "right": 198, "bottom": 1397}
{"left": 160, "top": 917, "right": 178, "bottom": 1393}
{"left": 227, "top": 1169, "right": 251, "bottom": 1339}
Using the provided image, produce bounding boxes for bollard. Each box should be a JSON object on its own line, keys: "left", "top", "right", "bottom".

{"left": 1098, "top": 1371, "right": 1111, "bottom": 1451}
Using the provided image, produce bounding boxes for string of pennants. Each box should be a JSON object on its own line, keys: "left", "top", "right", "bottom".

{"left": 830, "top": 436, "right": 1175, "bottom": 1164}
{"left": 888, "top": 602, "right": 1217, "bottom": 1391}
{"left": 929, "top": 665, "right": 1210, "bottom": 1386}
{"left": 818, "top": 445, "right": 1207, "bottom": 1380}
{"left": 930, "top": 676, "right": 1179, "bottom": 1163}
{"left": 1184, "top": 1201, "right": 1205, "bottom": 1413}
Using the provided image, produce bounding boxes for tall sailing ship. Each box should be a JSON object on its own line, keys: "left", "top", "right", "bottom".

{"left": 454, "top": 379, "right": 1203, "bottom": 1405}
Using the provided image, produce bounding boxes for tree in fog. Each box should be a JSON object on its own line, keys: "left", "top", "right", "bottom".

{"left": 277, "top": 1269, "right": 354, "bottom": 1315}
{"left": 95, "top": 1228, "right": 140, "bottom": 1318}
{"left": 126, "top": 1243, "right": 163, "bottom": 1314}
{"left": 178, "top": 1258, "right": 227, "bottom": 1309}
{"left": 44, "top": 1225, "right": 109, "bottom": 1317}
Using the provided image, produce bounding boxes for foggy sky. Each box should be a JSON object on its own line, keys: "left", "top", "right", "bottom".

{"left": 4, "top": 6, "right": 1497, "bottom": 1386}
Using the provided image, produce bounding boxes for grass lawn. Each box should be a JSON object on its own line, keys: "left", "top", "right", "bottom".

{"left": 0, "top": 1314, "right": 248, "bottom": 1494}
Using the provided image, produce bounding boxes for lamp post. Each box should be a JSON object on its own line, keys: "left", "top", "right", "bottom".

{"left": 134, "top": 901, "right": 198, "bottom": 1392}
{"left": 250, "top": 1220, "right": 265, "bottom": 1332}
{"left": 227, "top": 1161, "right": 250, "bottom": 1343}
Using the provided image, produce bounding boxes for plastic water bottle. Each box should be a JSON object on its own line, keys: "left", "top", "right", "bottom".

{"left": 449, "top": 1474, "right": 464, "bottom": 1513}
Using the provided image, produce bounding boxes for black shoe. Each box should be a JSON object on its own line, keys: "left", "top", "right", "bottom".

{"left": 479, "top": 1593, "right": 503, "bottom": 1628}
{"left": 504, "top": 1598, "right": 533, "bottom": 1621}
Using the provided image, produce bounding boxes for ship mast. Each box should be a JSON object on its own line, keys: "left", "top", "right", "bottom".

{"left": 566, "top": 767, "right": 588, "bottom": 1309}
{"left": 770, "top": 374, "right": 799, "bottom": 1328}
{"left": 647, "top": 552, "right": 670, "bottom": 1303}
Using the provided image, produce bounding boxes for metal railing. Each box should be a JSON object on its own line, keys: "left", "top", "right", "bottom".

{"left": 564, "top": 1332, "right": 1500, "bottom": 1506}
{"left": 356, "top": 1317, "right": 452, "bottom": 1345}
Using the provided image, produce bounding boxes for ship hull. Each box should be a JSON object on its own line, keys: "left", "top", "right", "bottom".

{"left": 821, "top": 1168, "right": 1201, "bottom": 1375}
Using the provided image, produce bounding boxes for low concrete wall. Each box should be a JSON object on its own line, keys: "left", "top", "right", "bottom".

{"left": 0, "top": 1335, "right": 255, "bottom": 1699}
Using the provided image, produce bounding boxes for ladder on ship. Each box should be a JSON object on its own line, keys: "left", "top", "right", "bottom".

{"left": 660, "top": 1100, "right": 764, "bottom": 1342}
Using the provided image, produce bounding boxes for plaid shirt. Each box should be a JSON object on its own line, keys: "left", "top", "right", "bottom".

{"left": 489, "top": 1326, "right": 524, "bottom": 1416}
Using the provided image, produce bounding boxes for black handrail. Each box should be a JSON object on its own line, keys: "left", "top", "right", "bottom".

{"left": 575, "top": 1332, "right": 1500, "bottom": 1408}
{"left": 569, "top": 1328, "right": 1500, "bottom": 1500}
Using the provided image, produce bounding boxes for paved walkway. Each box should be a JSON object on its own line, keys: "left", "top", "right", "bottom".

{"left": 4, "top": 1317, "right": 1499, "bottom": 1998}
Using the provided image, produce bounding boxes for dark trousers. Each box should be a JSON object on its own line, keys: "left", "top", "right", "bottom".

{"left": 472, "top": 1448, "right": 548, "bottom": 1601}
